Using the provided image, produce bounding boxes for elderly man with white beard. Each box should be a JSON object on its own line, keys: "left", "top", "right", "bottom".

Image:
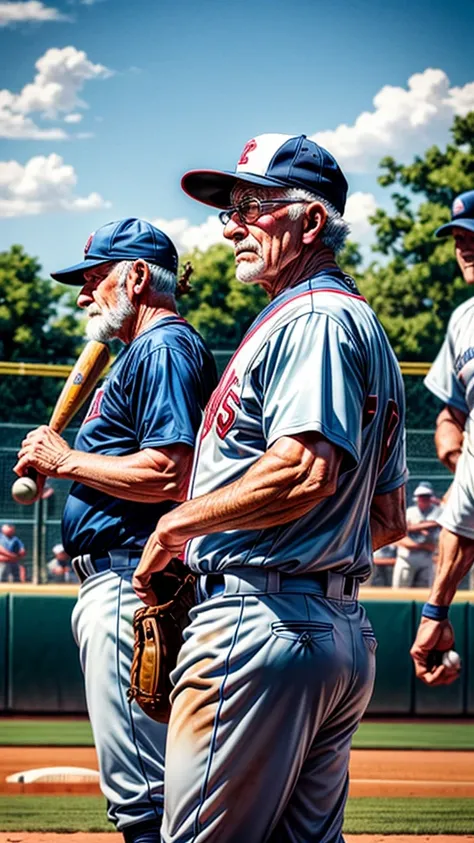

{"left": 13, "top": 218, "right": 217, "bottom": 843}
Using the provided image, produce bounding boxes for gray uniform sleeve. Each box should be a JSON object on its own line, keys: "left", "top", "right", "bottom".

{"left": 424, "top": 326, "right": 468, "bottom": 414}
{"left": 260, "top": 313, "right": 365, "bottom": 468}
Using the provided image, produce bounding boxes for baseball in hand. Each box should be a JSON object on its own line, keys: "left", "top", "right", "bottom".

{"left": 442, "top": 650, "right": 461, "bottom": 670}
{"left": 12, "top": 476, "right": 38, "bottom": 504}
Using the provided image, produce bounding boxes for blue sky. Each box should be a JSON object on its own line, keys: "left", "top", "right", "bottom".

{"left": 0, "top": 0, "right": 473, "bottom": 278}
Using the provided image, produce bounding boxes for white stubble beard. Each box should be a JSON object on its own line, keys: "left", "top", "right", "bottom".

{"left": 234, "top": 237, "right": 265, "bottom": 285}
{"left": 85, "top": 282, "right": 136, "bottom": 342}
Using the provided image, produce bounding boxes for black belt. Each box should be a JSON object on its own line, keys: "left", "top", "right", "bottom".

{"left": 200, "top": 568, "right": 360, "bottom": 601}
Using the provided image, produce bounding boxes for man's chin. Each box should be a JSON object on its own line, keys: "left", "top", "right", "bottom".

{"left": 235, "top": 261, "right": 265, "bottom": 285}
{"left": 85, "top": 318, "right": 116, "bottom": 342}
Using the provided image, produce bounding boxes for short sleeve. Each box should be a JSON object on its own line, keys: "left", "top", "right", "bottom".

{"left": 260, "top": 313, "right": 365, "bottom": 467}
{"left": 424, "top": 330, "right": 468, "bottom": 414}
{"left": 127, "top": 348, "right": 203, "bottom": 449}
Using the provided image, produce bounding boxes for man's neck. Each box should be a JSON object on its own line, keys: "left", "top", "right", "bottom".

{"left": 121, "top": 299, "right": 178, "bottom": 344}
{"left": 264, "top": 246, "right": 339, "bottom": 299}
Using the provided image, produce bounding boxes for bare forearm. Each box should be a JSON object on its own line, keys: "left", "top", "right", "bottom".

{"left": 57, "top": 448, "right": 191, "bottom": 503}
{"left": 435, "top": 407, "right": 466, "bottom": 472}
{"left": 370, "top": 487, "right": 406, "bottom": 551}
{"left": 160, "top": 435, "right": 340, "bottom": 547}
{"left": 407, "top": 521, "right": 439, "bottom": 533}
{"left": 429, "top": 529, "right": 474, "bottom": 606}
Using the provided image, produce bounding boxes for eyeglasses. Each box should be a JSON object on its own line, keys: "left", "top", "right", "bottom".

{"left": 218, "top": 198, "right": 310, "bottom": 226}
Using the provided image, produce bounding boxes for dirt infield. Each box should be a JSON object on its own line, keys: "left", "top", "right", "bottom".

{"left": 1, "top": 747, "right": 473, "bottom": 798}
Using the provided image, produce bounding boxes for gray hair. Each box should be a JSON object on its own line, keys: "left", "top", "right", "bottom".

{"left": 116, "top": 260, "right": 177, "bottom": 298}
{"left": 282, "top": 187, "right": 350, "bottom": 253}
{"left": 230, "top": 184, "right": 350, "bottom": 253}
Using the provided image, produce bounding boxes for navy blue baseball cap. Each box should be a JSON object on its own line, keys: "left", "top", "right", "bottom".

{"left": 435, "top": 191, "right": 474, "bottom": 238}
{"left": 181, "top": 133, "right": 348, "bottom": 215}
{"left": 51, "top": 217, "right": 179, "bottom": 285}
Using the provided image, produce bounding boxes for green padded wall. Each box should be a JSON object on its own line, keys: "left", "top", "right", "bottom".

{"left": 413, "top": 602, "right": 467, "bottom": 715}
{"left": 8, "top": 594, "right": 86, "bottom": 712}
{"left": 364, "top": 600, "right": 414, "bottom": 713}
{"left": 0, "top": 594, "right": 8, "bottom": 711}
{"left": 467, "top": 604, "right": 474, "bottom": 715}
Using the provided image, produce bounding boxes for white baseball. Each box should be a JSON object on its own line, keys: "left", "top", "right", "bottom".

{"left": 12, "top": 476, "right": 38, "bottom": 504}
{"left": 442, "top": 650, "right": 461, "bottom": 670}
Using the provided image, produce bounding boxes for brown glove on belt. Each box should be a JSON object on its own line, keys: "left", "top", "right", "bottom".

{"left": 128, "top": 559, "right": 196, "bottom": 723}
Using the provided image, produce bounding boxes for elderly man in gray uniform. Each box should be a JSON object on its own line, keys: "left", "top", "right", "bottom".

{"left": 134, "top": 134, "right": 407, "bottom": 843}
{"left": 392, "top": 482, "right": 442, "bottom": 588}
{"left": 411, "top": 190, "right": 474, "bottom": 685}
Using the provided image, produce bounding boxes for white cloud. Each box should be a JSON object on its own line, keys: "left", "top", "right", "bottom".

{"left": 0, "top": 154, "right": 111, "bottom": 217}
{"left": 0, "top": 46, "right": 112, "bottom": 139}
{"left": 312, "top": 68, "right": 474, "bottom": 172}
{"left": 151, "top": 214, "right": 223, "bottom": 254}
{"left": 0, "top": 1, "right": 70, "bottom": 25}
{"left": 345, "top": 192, "right": 378, "bottom": 243}
{"left": 64, "top": 112, "right": 82, "bottom": 123}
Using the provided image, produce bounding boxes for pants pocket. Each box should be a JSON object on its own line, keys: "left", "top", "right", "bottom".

{"left": 271, "top": 620, "right": 334, "bottom": 644}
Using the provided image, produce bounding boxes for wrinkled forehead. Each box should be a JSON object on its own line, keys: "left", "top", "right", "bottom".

{"left": 231, "top": 183, "right": 287, "bottom": 204}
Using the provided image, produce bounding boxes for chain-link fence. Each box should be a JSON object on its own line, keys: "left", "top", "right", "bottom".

{"left": 0, "top": 421, "right": 452, "bottom": 584}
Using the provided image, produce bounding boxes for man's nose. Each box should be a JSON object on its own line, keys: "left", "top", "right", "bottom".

{"left": 223, "top": 213, "right": 247, "bottom": 242}
{"left": 76, "top": 280, "right": 95, "bottom": 309}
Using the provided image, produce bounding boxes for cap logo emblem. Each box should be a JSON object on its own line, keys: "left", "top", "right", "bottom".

{"left": 453, "top": 198, "right": 465, "bottom": 216}
{"left": 238, "top": 139, "right": 257, "bottom": 166}
{"left": 84, "top": 233, "right": 94, "bottom": 256}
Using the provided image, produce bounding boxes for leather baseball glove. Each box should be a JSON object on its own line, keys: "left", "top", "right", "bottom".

{"left": 128, "top": 559, "right": 196, "bottom": 723}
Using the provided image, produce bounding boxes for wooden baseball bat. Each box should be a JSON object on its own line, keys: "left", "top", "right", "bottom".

{"left": 11, "top": 340, "right": 111, "bottom": 505}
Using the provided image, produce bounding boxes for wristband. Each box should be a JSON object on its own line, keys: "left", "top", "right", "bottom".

{"left": 421, "top": 602, "right": 449, "bottom": 621}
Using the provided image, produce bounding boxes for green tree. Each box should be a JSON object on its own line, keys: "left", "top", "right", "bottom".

{"left": 178, "top": 243, "right": 268, "bottom": 350}
{"left": 353, "top": 112, "right": 474, "bottom": 427}
{"left": 358, "top": 112, "right": 474, "bottom": 362}
{"left": 0, "top": 245, "right": 84, "bottom": 422}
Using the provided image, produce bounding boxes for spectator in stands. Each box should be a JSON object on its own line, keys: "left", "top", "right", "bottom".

{"left": 0, "top": 524, "right": 26, "bottom": 583}
{"left": 392, "top": 482, "right": 442, "bottom": 588}
{"left": 47, "top": 543, "right": 73, "bottom": 583}
{"left": 372, "top": 544, "right": 396, "bottom": 587}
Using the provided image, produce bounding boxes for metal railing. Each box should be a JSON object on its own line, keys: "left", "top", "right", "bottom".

{"left": 0, "top": 422, "right": 450, "bottom": 584}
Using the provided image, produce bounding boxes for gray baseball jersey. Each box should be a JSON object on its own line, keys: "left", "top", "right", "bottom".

{"left": 425, "top": 297, "right": 474, "bottom": 538}
{"left": 186, "top": 270, "right": 407, "bottom": 579}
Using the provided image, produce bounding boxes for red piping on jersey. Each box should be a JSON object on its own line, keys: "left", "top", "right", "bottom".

{"left": 219, "top": 287, "right": 368, "bottom": 381}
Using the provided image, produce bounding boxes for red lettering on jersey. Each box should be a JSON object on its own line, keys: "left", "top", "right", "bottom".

{"left": 216, "top": 381, "right": 241, "bottom": 440}
{"left": 83, "top": 388, "right": 104, "bottom": 424}
{"left": 201, "top": 369, "right": 240, "bottom": 440}
{"left": 237, "top": 139, "right": 257, "bottom": 166}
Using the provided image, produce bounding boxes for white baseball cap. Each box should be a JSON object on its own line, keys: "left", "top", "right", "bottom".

{"left": 413, "top": 482, "right": 434, "bottom": 497}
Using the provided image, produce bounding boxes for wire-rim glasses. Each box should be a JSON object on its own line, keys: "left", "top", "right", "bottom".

{"left": 218, "top": 198, "right": 310, "bottom": 226}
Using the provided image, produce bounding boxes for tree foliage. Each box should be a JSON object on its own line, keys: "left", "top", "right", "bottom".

{"left": 0, "top": 245, "right": 84, "bottom": 422}
{"left": 178, "top": 243, "right": 268, "bottom": 348}
{"left": 357, "top": 113, "right": 474, "bottom": 362}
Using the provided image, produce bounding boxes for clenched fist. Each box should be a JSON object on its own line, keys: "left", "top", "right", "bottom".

{"left": 14, "top": 425, "right": 71, "bottom": 479}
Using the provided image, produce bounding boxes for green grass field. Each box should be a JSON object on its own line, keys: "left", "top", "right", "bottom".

{"left": 1, "top": 718, "right": 473, "bottom": 749}
{"left": 0, "top": 796, "right": 473, "bottom": 834}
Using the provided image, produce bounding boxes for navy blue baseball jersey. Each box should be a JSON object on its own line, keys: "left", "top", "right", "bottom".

{"left": 62, "top": 317, "right": 217, "bottom": 558}
{"left": 186, "top": 270, "right": 406, "bottom": 580}
{"left": 0, "top": 534, "right": 24, "bottom": 556}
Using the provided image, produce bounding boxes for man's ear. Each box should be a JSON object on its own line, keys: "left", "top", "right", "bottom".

{"left": 129, "top": 259, "right": 150, "bottom": 296}
{"left": 302, "top": 202, "right": 328, "bottom": 245}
